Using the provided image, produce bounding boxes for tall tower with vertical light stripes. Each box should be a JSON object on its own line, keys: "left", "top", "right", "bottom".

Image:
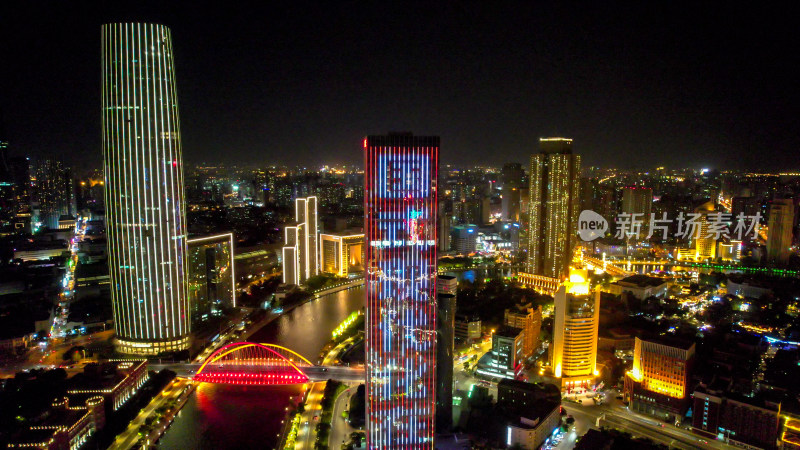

{"left": 364, "top": 133, "right": 438, "bottom": 447}
{"left": 102, "top": 23, "right": 190, "bottom": 355}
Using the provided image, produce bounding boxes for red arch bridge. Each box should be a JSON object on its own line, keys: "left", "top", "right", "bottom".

{"left": 152, "top": 342, "right": 365, "bottom": 386}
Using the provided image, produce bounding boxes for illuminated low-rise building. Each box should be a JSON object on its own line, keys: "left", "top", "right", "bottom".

{"left": 499, "top": 380, "right": 562, "bottom": 449}
{"left": 6, "top": 396, "right": 105, "bottom": 450}
{"left": 624, "top": 337, "right": 694, "bottom": 422}
{"left": 550, "top": 270, "right": 599, "bottom": 389}
{"left": 319, "top": 231, "right": 364, "bottom": 277}
{"left": 476, "top": 326, "right": 524, "bottom": 380}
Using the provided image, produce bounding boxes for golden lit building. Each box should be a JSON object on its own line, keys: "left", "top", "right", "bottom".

{"left": 504, "top": 304, "right": 543, "bottom": 361}
{"left": 624, "top": 337, "right": 695, "bottom": 422}
{"left": 319, "top": 231, "right": 364, "bottom": 277}
{"left": 551, "top": 271, "right": 599, "bottom": 389}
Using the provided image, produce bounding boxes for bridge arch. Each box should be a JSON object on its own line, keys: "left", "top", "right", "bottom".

{"left": 195, "top": 342, "right": 312, "bottom": 385}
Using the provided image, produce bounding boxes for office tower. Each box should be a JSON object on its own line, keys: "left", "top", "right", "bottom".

{"left": 621, "top": 187, "right": 653, "bottom": 238}
{"left": 31, "top": 159, "right": 76, "bottom": 230}
{"left": 718, "top": 240, "right": 742, "bottom": 262}
{"left": 187, "top": 234, "right": 235, "bottom": 327}
{"left": 527, "top": 138, "right": 581, "bottom": 279}
{"left": 551, "top": 274, "right": 599, "bottom": 389}
{"left": 364, "top": 133, "right": 438, "bottom": 447}
{"left": 767, "top": 198, "right": 794, "bottom": 264}
{"left": 102, "top": 23, "right": 190, "bottom": 355}
{"left": 501, "top": 163, "right": 525, "bottom": 222}
{"left": 504, "top": 304, "right": 542, "bottom": 361}
{"left": 690, "top": 203, "right": 718, "bottom": 261}
{"left": 319, "top": 231, "right": 365, "bottom": 277}
{"left": 692, "top": 387, "right": 780, "bottom": 448}
{"left": 281, "top": 196, "right": 319, "bottom": 284}
{"left": 624, "top": 337, "right": 695, "bottom": 422}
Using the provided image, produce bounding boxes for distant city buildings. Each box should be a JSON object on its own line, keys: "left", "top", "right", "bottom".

{"left": 102, "top": 23, "right": 190, "bottom": 355}
{"left": 551, "top": 271, "right": 599, "bottom": 389}
{"left": 624, "top": 337, "right": 695, "bottom": 423}
{"left": 364, "top": 133, "right": 438, "bottom": 447}
{"left": 282, "top": 196, "right": 319, "bottom": 285}
{"left": 527, "top": 138, "right": 581, "bottom": 279}
{"left": 767, "top": 198, "right": 794, "bottom": 264}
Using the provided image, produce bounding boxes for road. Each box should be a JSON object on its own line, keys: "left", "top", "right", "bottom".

{"left": 329, "top": 384, "right": 359, "bottom": 448}
{"left": 559, "top": 392, "right": 739, "bottom": 450}
{"left": 296, "top": 381, "right": 325, "bottom": 449}
{"left": 110, "top": 378, "right": 195, "bottom": 450}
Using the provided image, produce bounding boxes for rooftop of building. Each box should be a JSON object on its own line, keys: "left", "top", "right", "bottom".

{"left": 638, "top": 335, "right": 695, "bottom": 350}
{"left": 494, "top": 326, "right": 523, "bottom": 338}
{"left": 498, "top": 379, "right": 560, "bottom": 397}
{"left": 614, "top": 274, "right": 668, "bottom": 288}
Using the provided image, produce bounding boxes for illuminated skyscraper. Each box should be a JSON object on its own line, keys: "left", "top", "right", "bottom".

{"left": 102, "top": 23, "right": 190, "bottom": 355}
{"left": 621, "top": 186, "right": 653, "bottom": 238}
{"left": 364, "top": 133, "right": 438, "bottom": 447}
{"left": 527, "top": 138, "right": 581, "bottom": 279}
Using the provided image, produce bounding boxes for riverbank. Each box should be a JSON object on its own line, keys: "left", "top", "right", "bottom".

{"left": 158, "top": 286, "right": 366, "bottom": 449}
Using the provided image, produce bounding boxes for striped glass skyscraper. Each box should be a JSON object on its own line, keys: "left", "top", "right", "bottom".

{"left": 101, "top": 23, "right": 190, "bottom": 355}
{"left": 364, "top": 133, "right": 438, "bottom": 447}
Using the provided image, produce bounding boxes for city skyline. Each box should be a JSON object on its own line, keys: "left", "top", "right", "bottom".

{"left": 3, "top": 3, "right": 800, "bottom": 170}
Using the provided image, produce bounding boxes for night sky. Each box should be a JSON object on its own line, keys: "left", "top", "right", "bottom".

{"left": 2, "top": 2, "right": 799, "bottom": 170}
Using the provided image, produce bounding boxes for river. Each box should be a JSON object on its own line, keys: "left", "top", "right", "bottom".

{"left": 158, "top": 285, "right": 365, "bottom": 449}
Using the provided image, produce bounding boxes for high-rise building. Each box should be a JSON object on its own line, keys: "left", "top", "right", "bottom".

{"left": 364, "top": 133, "right": 438, "bottom": 447}
{"left": 435, "top": 275, "right": 456, "bottom": 431}
{"left": 691, "top": 387, "right": 780, "bottom": 448}
{"left": 102, "top": 23, "right": 190, "bottom": 355}
{"left": 504, "top": 304, "right": 542, "bottom": 362}
{"left": 31, "top": 159, "right": 76, "bottom": 231}
{"left": 527, "top": 138, "right": 581, "bottom": 279}
{"left": 502, "top": 163, "right": 525, "bottom": 222}
{"left": 319, "top": 231, "right": 364, "bottom": 277}
{"left": 551, "top": 272, "right": 599, "bottom": 389}
{"left": 767, "top": 198, "right": 794, "bottom": 264}
{"left": 624, "top": 337, "right": 695, "bottom": 422}
{"left": 621, "top": 187, "right": 653, "bottom": 238}
{"left": 187, "top": 233, "right": 235, "bottom": 327}
{"left": 0, "top": 139, "right": 31, "bottom": 233}
{"left": 281, "top": 196, "right": 319, "bottom": 284}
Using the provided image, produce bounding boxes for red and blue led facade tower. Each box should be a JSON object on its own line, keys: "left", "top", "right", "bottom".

{"left": 364, "top": 133, "right": 439, "bottom": 448}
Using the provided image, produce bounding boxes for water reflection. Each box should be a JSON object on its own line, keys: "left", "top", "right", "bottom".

{"left": 158, "top": 286, "right": 365, "bottom": 449}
